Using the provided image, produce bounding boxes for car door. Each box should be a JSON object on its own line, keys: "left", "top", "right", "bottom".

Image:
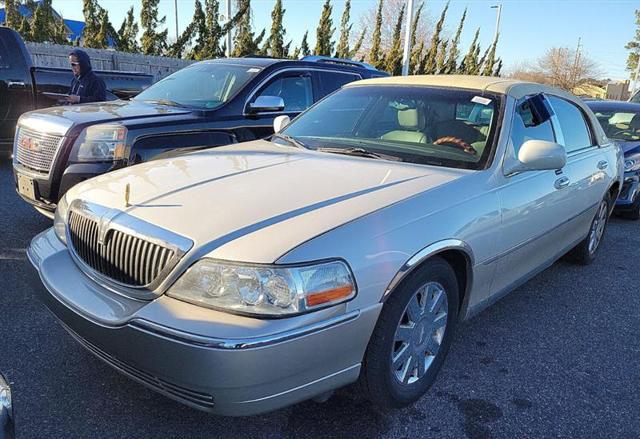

{"left": 491, "top": 95, "right": 578, "bottom": 295}
{"left": 0, "top": 37, "right": 33, "bottom": 148}
{"left": 545, "top": 94, "right": 609, "bottom": 243}
{"left": 244, "top": 70, "right": 315, "bottom": 139}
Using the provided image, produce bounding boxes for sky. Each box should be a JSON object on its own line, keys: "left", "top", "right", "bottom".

{"left": 51, "top": 0, "right": 638, "bottom": 81}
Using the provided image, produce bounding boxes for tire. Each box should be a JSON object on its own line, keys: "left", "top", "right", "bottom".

{"left": 568, "top": 193, "right": 612, "bottom": 265}
{"left": 359, "top": 257, "right": 459, "bottom": 409}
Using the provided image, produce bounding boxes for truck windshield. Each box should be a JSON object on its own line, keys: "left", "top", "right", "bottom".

{"left": 133, "top": 63, "right": 261, "bottom": 109}
{"left": 281, "top": 85, "right": 501, "bottom": 170}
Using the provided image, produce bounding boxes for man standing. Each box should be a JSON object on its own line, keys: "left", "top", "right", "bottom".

{"left": 64, "top": 49, "right": 106, "bottom": 104}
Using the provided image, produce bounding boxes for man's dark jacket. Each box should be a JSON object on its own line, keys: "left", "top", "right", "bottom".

{"left": 69, "top": 49, "right": 106, "bottom": 103}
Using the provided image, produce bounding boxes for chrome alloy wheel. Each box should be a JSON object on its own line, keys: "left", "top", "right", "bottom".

{"left": 391, "top": 282, "right": 448, "bottom": 385}
{"left": 588, "top": 200, "right": 608, "bottom": 255}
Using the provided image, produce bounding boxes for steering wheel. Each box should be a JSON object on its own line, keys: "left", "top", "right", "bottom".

{"left": 433, "top": 136, "right": 478, "bottom": 156}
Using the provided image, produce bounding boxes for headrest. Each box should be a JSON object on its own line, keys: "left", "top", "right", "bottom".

{"left": 630, "top": 113, "right": 640, "bottom": 130}
{"left": 398, "top": 109, "right": 418, "bottom": 129}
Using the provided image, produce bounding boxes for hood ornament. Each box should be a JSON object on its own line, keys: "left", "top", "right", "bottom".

{"left": 125, "top": 183, "right": 131, "bottom": 208}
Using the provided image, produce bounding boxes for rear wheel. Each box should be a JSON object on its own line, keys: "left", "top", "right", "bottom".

{"left": 568, "top": 193, "right": 611, "bottom": 265}
{"left": 360, "top": 257, "right": 459, "bottom": 409}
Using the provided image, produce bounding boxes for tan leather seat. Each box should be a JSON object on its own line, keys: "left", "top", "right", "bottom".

{"left": 381, "top": 109, "right": 427, "bottom": 143}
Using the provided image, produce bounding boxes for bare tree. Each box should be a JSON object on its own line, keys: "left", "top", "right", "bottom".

{"left": 510, "top": 47, "right": 602, "bottom": 92}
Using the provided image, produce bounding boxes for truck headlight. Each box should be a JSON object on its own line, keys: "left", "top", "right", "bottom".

{"left": 54, "top": 194, "right": 69, "bottom": 244}
{"left": 74, "top": 124, "right": 127, "bottom": 161}
{"left": 167, "top": 259, "right": 357, "bottom": 317}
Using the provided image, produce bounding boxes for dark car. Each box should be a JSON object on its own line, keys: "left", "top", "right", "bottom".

{"left": 0, "top": 374, "right": 13, "bottom": 439}
{"left": 586, "top": 100, "right": 640, "bottom": 219}
{"left": 12, "top": 55, "right": 387, "bottom": 218}
{"left": 0, "top": 27, "right": 154, "bottom": 153}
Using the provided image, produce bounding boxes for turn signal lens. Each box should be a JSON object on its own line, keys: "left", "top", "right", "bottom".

{"left": 306, "top": 285, "right": 355, "bottom": 307}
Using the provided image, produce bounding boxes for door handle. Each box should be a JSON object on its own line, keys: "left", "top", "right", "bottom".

{"left": 7, "top": 80, "right": 25, "bottom": 88}
{"left": 597, "top": 160, "right": 608, "bottom": 170}
{"left": 554, "top": 176, "right": 570, "bottom": 190}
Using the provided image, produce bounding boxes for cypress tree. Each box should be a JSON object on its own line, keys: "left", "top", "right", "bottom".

{"left": 52, "top": 17, "right": 69, "bottom": 44}
{"left": 422, "top": 2, "right": 449, "bottom": 74}
{"left": 410, "top": 41, "right": 424, "bottom": 75}
{"left": 82, "top": 0, "right": 101, "bottom": 48}
{"left": 300, "top": 31, "right": 310, "bottom": 56}
{"left": 18, "top": 16, "right": 31, "bottom": 40}
{"left": 408, "top": 2, "right": 424, "bottom": 74}
{"left": 350, "top": 29, "right": 365, "bottom": 58}
{"left": 232, "top": 0, "right": 265, "bottom": 57}
{"left": 140, "top": 0, "right": 168, "bottom": 55}
{"left": 291, "top": 46, "right": 301, "bottom": 59}
{"left": 117, "top": 7, "right": 140, "bottom": 53}
{"left": 368, "top": 0, "right": 384, "bottom": 69}
{"left": 460, "top": 28, "right": 480, "bottom": 74}
{"left": 29, "top": 5, "right": 47, "bottom": 43}
{"left": 4, "top": 0, "right": 21, "bottom": 30}
{"left": 335, "top": 0, "right": 352, "bottom": 58}
{"left": 384, "top": 5, "right": 405, "bottom": 75}
{"left": 188, "top": 0, "right": 248, "bottom": 59}
{"left": 436, "top": 40, "right": 448, "bottom": 74}
{"left": 446, "top": 8, "right": 466, "bottom": 74}
{"left": 314, "top": 0, "right": 334, "bottom": 56}
{"left": 493, "top": 58, "right": 503, "bottom": 77}
{"left": 481, "top": 35, "right": 499, "bottom": 76}
{"left": 96, "top": 10, "right": 110, "bottom": 49}
{"left": 267, "top": 0, "right": 287, "bottom": 58}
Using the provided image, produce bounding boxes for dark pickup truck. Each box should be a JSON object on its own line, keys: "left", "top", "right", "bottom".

{"left": 12, "top": 54, "right": 387, "bottom": 217}
{"left": 0, "top": 27, "right": 153, "bottom": 152}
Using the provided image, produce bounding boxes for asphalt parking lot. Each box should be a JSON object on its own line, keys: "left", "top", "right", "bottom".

{"left": 1, "top": 157, "right": 638, "bottom": 439}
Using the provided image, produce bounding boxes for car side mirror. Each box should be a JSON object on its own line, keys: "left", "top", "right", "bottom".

{"left": 508, "top": 140, "right": 567, "bottom": 174}
{"left": 248, "top": 96, "right": 285, "bottom": 114}
{"left": 273, "top": 115, "right": 291, "bottom": 133}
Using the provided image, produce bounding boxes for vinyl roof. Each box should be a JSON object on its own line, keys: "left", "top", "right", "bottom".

{"left": 347, "top": 74, "right": 573, "bottom": 100}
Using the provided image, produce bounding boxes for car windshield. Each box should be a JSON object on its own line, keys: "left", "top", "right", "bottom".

{"left": 133, "top": 63, "right": 261, "bottom": 109}
{"left": 592, "top": 109, "right": 640, "bottom": 142}
{"left": 280, "top": 85, "right": 501, "bottom": 170}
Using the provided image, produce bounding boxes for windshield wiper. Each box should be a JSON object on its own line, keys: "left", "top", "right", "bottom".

{"left": 316, "top": 147, "right": 402, "bottom": 161}
{"left": 143, "top": 99, "right": 185, "bottom": 108}
{"left": 271, "top": 133, "right": 308, "bottom": 149}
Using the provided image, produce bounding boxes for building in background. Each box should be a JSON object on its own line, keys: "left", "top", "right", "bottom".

{"left": 606, "top": 81, "right": 631, "bottom": 101}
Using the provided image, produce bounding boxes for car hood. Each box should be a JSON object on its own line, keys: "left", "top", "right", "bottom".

{"left": 67, "top": 140, "right": 468, "bottom": 263}
{"left": 23, "top": 100, "right": 191, "bottom": 127}
{"left": 618, "top": 140, "right": 640, "bottom": 155}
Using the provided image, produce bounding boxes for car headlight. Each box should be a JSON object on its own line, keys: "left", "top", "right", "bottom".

{"left": 625, "top": 158, "right": 640, "bottom": 172}
{"left": 0, "top": 373, "right": 11, "bottom": 420}
{"left": 74, "top": 124, "right": 127, "bottom": 161}
{"left": 167, "top": 259, "right": 357, "bottom": 317}
{"left": 54, "top": 194, "right": 69, "bottom": 244}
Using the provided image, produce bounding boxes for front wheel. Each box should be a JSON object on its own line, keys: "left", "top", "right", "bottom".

{"left": 568, "top": 193, "right": 611, "bottom": 265}
{"left": 359, "top": 257, "right": 459, "bottom": 409}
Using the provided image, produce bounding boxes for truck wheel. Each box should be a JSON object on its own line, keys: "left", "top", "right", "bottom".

{"left": 360, "top": 257, "right": 459, "bottom": 409}
{"left": 568, "top": 193, "right": 611, "bottom": 265}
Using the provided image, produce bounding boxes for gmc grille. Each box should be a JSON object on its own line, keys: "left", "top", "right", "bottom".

{"left": 14, "top": 126, "right": 64, "bottom": 174}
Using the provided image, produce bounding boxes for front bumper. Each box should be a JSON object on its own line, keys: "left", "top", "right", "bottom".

{"left": 13, "top": 161, "right": 117, "bottom": 217}
{"left": 28, "top": 228, "right": 381, "bottom": 416}
{"left": 615, "top": 172, "right": 639, "bottom": 210}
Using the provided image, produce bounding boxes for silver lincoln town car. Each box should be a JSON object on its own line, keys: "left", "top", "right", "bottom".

{"left": 29, "top": 75, "right": 623, "bottom": 416}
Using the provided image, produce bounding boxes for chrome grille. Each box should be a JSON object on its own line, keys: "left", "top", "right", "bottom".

{"left": 14, "top": 126, "right": 64, "bottom": 174}
{"left": 67, "top": 211, "right": 176, "bottom": 288}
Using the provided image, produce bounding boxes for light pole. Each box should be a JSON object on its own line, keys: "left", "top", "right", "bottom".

{"left": 401, "top": 0, "right": 414, "bottom": 76}
{"left": 490, "top": 4, "right": 502, "bottom": 46}
{"left": 174, "top": 0, "right": 179, "bottom": 41}
{"left": 225, "top": 0, "right": 232, "bottom": 57}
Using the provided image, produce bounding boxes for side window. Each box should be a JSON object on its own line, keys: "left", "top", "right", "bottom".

{"left": 510, "top": 98, "right": 556, "bottom": 155}
{"left": 317, "top": 71, "right": 360, "bottom": 98}
{"left": 255, "top": 74, "right": 313, "bottom": 112}
{"left": 547, "top": 95, "right": 593, "bottom": 152}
